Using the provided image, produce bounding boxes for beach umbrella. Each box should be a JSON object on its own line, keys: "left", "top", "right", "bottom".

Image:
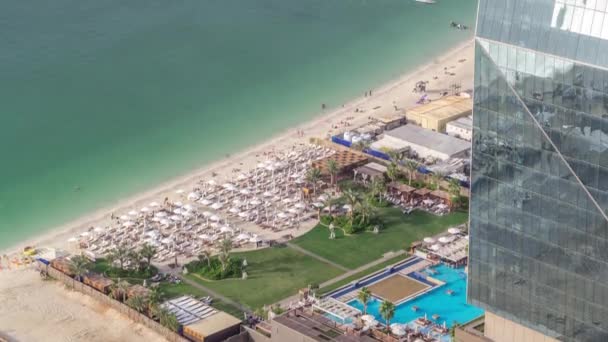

{"left": 424, "top": 237, "right": 435, "bottom": 244}
{"left": 220, "top": 226, "right": 233, "bottom": 234}
{"left": 240, "top": 189, "right": 250, "bottom": 195}
{"left": 391, "top": 324, "right": 406, "bottom": 336}
{"left": 80, "top": 231, "right": 90, "bottom": 237}
{"left": 173, "top": 208, "right": 183, "bottom": 215}
{"left": 161, "top": 238, "right": 173, "bottom": 244}
{"left": 277, "top": 212, "right": 288, "bottom": 219}
{"left": 250, "top": 199, "right": 261, "bottom": 206}
{"left": 149, "top": 201, "right": 160, "bottom": 207}
{"left": 207, "top": 179, "right": 217, "bottom": 186}
{"left": 123, "top": 221, "right": 135, "bottom": 227}
{"left": 199, "top": 234, "right": 211, "bottom": 240}
{"left": 237, "top": 173, "right": 248, "bottom": 181}
{"left": 317, "top": 194, "right": 328, "bottom": 202}
{"left": 174, "top": 201, "right": 184, "bottom": 207}
{"left": 263, "top": 191, "right": 273, "bottom": 198}
{"left": 312, "top": 202, "right": 324, "bottom": 208}
{"left": 229, "top": 207, "right": 240, "bottom": 214}
{"left": 140, "top": 207, "right": 150, "bottom": 213}
{"left": 199, "top": 198, "right": 212, "bottom": 206}
{"left": 282, "top": 198, "right": 293, "bottom": 204}
{"left": 232, "top": 199, "right": 243, "bottom": 206}
{"left": 202, "top": 211, "right": 212, "bottom": 217}
{"left": 93, "top": 227, "right": 104, "bottom": 233}
{"left": 448, "top": 228, "right": 461, "bottom": 235}
{"left": 128, "top": 210, "right": 138, "bottom": 216}
{"left": 430, "top": 244, "right": 441, "bottom": 251}
{"left": 288, "top": 208, "right": 300, "bottom": 214}
{"left": 211, "top": 202, "right": 223, "bottom": 210}
{"left": 238, "top": 212, "right": 249, "bottom": 218}
{"left": 183, "top": 204, "right": 194, "bottom": 211}
{"left": 187, "top": 192, "right": 200, "bottom": 200}
{"left": 160, "top": 219, "right": 170, "bottom": 225}
{"left": 170, "top": 215, "right": 182, "bottom": 221}
{"left": 438, "top": 236, "right": 453, "bottom": 244}
{"left": 222, "top": 183, "right": 235, "bottom": 189}
{"left": 155, "top": 211, "right": 167, "bottom": 218}
{"left": 119, "top": 215, "right": 130, "bottom": 220}
{"left": 210, "top": 215, "right": 220, "bottom": 222}
{"left": 294, "top": 202, "right": 306, "bottom": 209}
{"left": 343, "top": 204, "right": 352, "bottom": 211}
{"left": 67, "top": 237, "right": 78, "bottom": 243}
{"left": 176, "top": 189, "right": 185, "bottom": 194}
{"left": 236, "top": 233, "right": 249, "bottom": 240}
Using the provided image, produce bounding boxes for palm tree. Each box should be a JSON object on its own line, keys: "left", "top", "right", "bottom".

{"left": 128, "top": 250, "right": 142, "bottom": 272}
{"left": 146, "top": 287, "right": 162, "bottom": 316}
{"left": 217, "top": 238, "right": 232, "bottom": 272}
{"left": 386, "top": 150, "right": 402, "bottom": 164}
{"left": 357, "top": 287, "right": 371, "bottom": 314}
{"left": 197, "top": 250, "right": 212, "bottom": 268}
{"left": 448, "top": 178, "right": 461, "bottom": 208}
{"left": 326, "top": 159, "right": 340, "bottom": 186}
{"left": 158, "top": 307, "right": 179, "bottom": 331}
{"left": 343, "top": 189, "right": 360, "bottom": 224}
{"left": 379, "top": 300, "right": 396, "bottom": 332}
{"left": 107, "top": 245, "right": 130, "bottom": 270}
{"left": 404, "top": 160, "right": 419, "bottom": 186}
{"left": 370, "top": 178, "right": 386, "bottom": 204}
{"left": 306, "top": 167, "right": 322, "bottom": 194}
{"left": 357, "top": 197, "right": 376, "bottom": 226}
{"left": 68, "top": 255, "right": 91, "bottom": 287}
{"left": 111, "top": 280, "right": 130, "bottom": 302}
{"left": 386, "top": 163, "right": 400, "bottom": 183}
{"left": 127, "top": 295, "right": 147, "bottom": 313}
{"left": 430, "top": 172, "right": 444, "bottom": 190}
{"left": 139, "top": 243, "right": 157, "bottom": 270}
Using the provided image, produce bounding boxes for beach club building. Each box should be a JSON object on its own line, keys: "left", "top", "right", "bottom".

{"left": 406, "top": 95, "right": 472, "bottom": 133}
{"left": 371, "top": 124, "right": 470, "bottom": 161}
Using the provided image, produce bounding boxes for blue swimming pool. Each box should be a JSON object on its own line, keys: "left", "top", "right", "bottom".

{"left": 348, "top": 264, "right": 483, "bottom": 329}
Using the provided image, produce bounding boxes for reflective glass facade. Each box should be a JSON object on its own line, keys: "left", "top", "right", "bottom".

{"left": 469, "top": 1, "right": 608, "bottom": 341}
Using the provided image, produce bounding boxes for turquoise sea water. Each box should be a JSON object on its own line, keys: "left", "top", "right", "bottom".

{"left": 348, "top": 265, "right": 484, "bottom": 329}
{"left": 0, "top": 0, "right": 477, "bottom": 250}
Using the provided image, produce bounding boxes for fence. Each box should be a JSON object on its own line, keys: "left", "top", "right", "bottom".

{"left": 39, "top": 261, "right": 189, "bottom": 342}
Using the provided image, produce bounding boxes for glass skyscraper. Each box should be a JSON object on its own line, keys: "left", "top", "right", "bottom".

{"left": 469, "top": 1, "right": 608, "bottom": 341}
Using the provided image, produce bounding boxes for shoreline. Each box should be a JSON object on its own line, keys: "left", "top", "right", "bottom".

{"left": 1, "top": 38, "right": 474, "bottom": 256}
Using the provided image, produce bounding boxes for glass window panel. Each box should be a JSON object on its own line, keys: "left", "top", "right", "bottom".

{"left": 563, "top": 4, "right": 575, "bottom": 30}
{"left": 601, "top": 11, "right": 608, "bottom": 38}
{"left": 525, "top": 51, "right": 535, "bottom": 75}
{"left": 581, "top": 9, "right": 595, "bottom": 35}
{"left": 571, "top": 6, "right": 585, "bottom": 32}
{"left": 597, "top": 0, "right": 608, "bottom": 11}
{"left": 591, "top": 11, "right": 605, "bottom": 38}
{"left": 587, "top": 0, "right": 598, "bottom": 10}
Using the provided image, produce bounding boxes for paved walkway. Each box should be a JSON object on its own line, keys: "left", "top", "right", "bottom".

{"left": 286, "top": 242, "right": 350, "bottom": 272}
{"left": 274, "top": 249, "right": 406, "bottom": 308}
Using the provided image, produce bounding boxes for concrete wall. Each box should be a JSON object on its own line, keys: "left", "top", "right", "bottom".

{"left": 43, "top": 262, "right": 189, "bottom": 342}
{"left": 484, "top": 311, "right": 559, "bottom": 342}
{"left": 241, "top": 326, "right": 271, "bottom": 342}
{"left": 446, "top": 124, "right": 472, "bottom": 141}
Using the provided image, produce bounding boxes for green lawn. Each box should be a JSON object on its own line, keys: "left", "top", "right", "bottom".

{"left": 158, "top": 282, "right": 243, "bottom": 318}
{"left": 293, "top": 208, "right": 468, "bottom": 269}
{"left": 186, "top": 246, "right": 344, "bottom": 309}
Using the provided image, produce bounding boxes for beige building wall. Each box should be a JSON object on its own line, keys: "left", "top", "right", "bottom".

{"left": 484, "top": 311, "right": 559, "bottom": 342}
{"left": 271, "top": 320, "right": 318, "bottom": 342}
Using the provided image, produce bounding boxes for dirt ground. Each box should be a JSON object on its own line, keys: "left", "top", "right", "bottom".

{"left": 0, "top": 268, "right": 166, "bottom": 342}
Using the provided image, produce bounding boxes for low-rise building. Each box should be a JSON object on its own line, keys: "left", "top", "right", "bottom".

{"left": 446, "top": 116, "right": 473, "bottom": 141}
{"left": 407, "top": 95, "right": 472, "bottom": 132}
{"left": 371, "top": 124, "right": 470, "bottom": 161}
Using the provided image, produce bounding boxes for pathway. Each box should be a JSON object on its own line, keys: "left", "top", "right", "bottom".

{"left": 286, "top": 242, "right": 350, "bottom": 272}
{"left": 274, "top": 249, "right": 406, "bottom": 308}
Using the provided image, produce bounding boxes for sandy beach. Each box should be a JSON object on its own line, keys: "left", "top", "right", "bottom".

{"left": 1, "top": 39, "right": 474, "bottom": 258}
{"left": 0, "top": 39, "right": 474, "bottom": 341}
{"left": 0, "top": 269, "right": 166, "bottom": 342}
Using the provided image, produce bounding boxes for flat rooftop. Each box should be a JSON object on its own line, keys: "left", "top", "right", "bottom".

{"left": 274, "top": 310, "right": 377, "bottom": 342}
{"left": 408, "top": 95, "right": 472, "bottom": 120}
{"left": 383, "top": 124, "right": 470, "bottom": 156}
{"left": 447, "top": 116, "right": 473, "bottom": 130}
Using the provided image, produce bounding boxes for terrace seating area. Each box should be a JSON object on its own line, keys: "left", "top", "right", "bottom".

{"left": 313, "top": 297, "right": 362, "bottom": 324}
{"left": 420, "top": 226, "right": 468, "bottom": 266}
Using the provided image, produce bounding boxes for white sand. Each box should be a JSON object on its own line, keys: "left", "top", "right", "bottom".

{"left": 1, "top": 39, "right": 474, "bottom": 258}
{"left": 0, "top": 268, "right": 166, "bottom": 342}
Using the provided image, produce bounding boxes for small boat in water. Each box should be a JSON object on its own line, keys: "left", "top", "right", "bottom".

{"left": 415, "top": 0, "right": 437, "bottom": 4}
